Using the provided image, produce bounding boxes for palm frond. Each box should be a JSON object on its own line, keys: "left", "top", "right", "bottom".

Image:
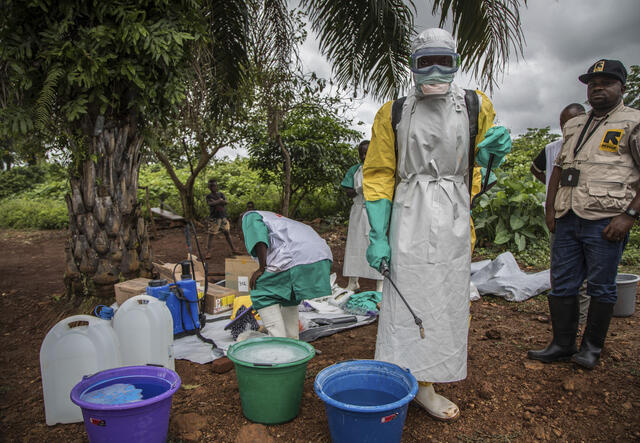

{"left": 432, "top": 0, "right": 527, "bottom": 92}
{"left": 262, "top": 0, "right": 296, "bottom": 72}
{"left": 206, "top": 0, "right": 250, "bottom": 90}
{"left": 35, "top": 65, "right": 63, "bottom": 131}
{"left": 301, "top": 0, "right": 415, "bottom": 101}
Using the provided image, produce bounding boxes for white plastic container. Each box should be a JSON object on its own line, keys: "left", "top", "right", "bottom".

{"left": 613, "top": 273, "right": 639, "bottom": 317}
{"left": 40, "top": 314, "right": 122, "bottom": 425}
{"left": 113, "top": 294, "right": 174, "bottom": 370}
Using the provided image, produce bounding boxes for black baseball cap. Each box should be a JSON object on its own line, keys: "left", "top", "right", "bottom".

{"left": 579, "top": 59, "right": 627, "bottom": 85}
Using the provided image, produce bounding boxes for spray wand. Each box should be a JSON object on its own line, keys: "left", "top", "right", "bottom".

{"left": 379, "top": 259, "right": 425, "bottom": 339}
{"left": 470, "top": 153, "right": 495, "bottom": 209}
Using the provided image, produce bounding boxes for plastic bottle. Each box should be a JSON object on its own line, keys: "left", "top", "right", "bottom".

{"left": 40, "top": 315, "right": 122, "bottom": 425}
{"left": 112, "top": 295, "right": 174, "bottom": 370}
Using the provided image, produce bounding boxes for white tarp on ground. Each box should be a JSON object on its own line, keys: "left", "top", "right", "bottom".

{"left": 471, "top": 252, "right": 550, "bottom": 302}
{"left": 173, "top": 274, "right": 375, "bottom": 364}
{"left": 172, "top": 310, "right": 375, "bottom": 364}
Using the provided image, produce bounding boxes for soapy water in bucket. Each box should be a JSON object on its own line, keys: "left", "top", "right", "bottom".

{"left": 331, "top": 388, "right": 401, "bottom": 407}
{"left": 80, "top": 376, "right": 172, "bottom": 405}
{"left": 232, "top": 341, "right": 309, "bottom": 365}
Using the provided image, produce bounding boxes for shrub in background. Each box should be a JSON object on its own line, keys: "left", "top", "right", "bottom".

{"left": 0, "top": 199, "right": 68, "bottom": 229}
{"left": 0, "top": 163, "right": 67, "bottom": 199}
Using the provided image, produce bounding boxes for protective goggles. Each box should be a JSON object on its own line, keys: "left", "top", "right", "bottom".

{"left": 410, "top": 47, "right": 460, "bottom": 75}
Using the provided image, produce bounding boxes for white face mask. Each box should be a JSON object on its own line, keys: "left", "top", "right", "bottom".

{"left": 419, "top": 83, "right": 450, "bottom": 95}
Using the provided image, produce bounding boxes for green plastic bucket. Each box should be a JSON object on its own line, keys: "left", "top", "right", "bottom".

{"left": 227, "top": 337, "right": 315, "bottom": 424}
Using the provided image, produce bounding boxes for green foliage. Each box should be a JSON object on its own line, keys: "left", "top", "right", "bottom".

{"left": 473, "top": 128, "right": 557, "bottom": 252}
{"left": 503, "top": 127, "right": 559, "bottom": 178}
{"left": 0, "top": 163, "right": 67, "bottom": 199}
{"left": 621, "top": 224, "right": 640, "bottom": 267}
{"left": 0, "top": 198, "right": 68, "bottom": 229}
{"left": 138, "top": 158, "right": 281, "bottom": 222}
{"left": 624, "top": 65, "right": 639, "bottom": 110}
{"left": 0, "top": 166, "right": 47, "bottom": 199}
{"left": 247, "top": 74, "right": 361, "bottom": 217}
{"left": 1, "top": 0, "right": 202, "bottom": 144}
{"left": 138, "top": 157, "right": 349, "bottom": 223}
{"left": 474, "top": 169, "right": 548, "bottom": 252}
{"left": 201, "top": 159, "right": 281, "bottom": 220}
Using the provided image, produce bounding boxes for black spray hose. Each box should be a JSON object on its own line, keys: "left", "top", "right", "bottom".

{"left": 470, "top": 153, "right": 495, "bottom": 209}
{"left": 184, "top": 222, "right": 208, "bottom": 317}
{"left": 181, "top": 224, "right": 223, "bottom": 356}
{"left": 379, "top": 259, "right": 425, "bottom": 339}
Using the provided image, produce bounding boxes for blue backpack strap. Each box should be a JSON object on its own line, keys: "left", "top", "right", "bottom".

{"left": 464, "top": 89, "right": 479, "bottom": 195}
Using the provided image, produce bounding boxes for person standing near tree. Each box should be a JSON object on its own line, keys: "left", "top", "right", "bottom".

{"left": 205, "top": 178, "right": 238, "bottom": 259}
{"left": 528, "top": 60, "right": 640, "bottom": 369}
{"left": 530, "top": 103, "right": 590, "bottom": 324}
{"left": 363, "top": 28, "right": 511, "bottom": 420}
{"left": 341, "top": 140, "right": 384, "bottom": 293}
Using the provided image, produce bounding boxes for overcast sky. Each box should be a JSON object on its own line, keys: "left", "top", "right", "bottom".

{"left": 300, "top": 0, "right": 640, "bottom": 139}
{"left": 218, "top": 0, "right": 639, "bottom": 159}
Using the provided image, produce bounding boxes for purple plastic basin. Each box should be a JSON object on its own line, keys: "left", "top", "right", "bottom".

{"left": 70, "top": 366, "right": 181, "bottom": 443}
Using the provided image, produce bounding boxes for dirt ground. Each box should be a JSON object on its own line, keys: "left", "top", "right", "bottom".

{"left": 1, "top": 223, "right": 639, "bottom": 442}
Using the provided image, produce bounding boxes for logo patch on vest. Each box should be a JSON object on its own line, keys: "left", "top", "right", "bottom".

{"left": 600, "top": 129, "right": 624, "bottom": 153}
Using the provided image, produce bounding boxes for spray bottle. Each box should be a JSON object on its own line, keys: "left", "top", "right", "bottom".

{"left": 176, "top": 260, "right": 200, "bottom": 332}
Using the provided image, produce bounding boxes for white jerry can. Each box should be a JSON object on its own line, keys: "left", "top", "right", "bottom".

{"left": 40, "top": 314, "right": 122, "bottom": 425}
{"left": 113, "top": 294, "right": 174, "bottom": 370}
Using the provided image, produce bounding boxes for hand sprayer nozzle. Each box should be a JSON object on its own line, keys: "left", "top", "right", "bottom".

{"left": 379, "top": 259, "right": 390, "bottom": 277}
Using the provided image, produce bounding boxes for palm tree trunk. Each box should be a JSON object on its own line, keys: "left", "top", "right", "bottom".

{"left": 64, "top": 122, "right": 153, "bottom": 299}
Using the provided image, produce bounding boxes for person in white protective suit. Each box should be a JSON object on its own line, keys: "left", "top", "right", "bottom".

{"left": 363, "top": 28, "right": 511, "bottom": 420}
{"left": 241, "top": 210, "right": 333, "bottom": 338}
{"left": 341, "top": 140, "right": 384, "bottom": 293}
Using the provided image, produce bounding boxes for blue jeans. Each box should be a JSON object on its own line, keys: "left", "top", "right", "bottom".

{"left": 551, "top": 211, "right": 628, "bottom": 304}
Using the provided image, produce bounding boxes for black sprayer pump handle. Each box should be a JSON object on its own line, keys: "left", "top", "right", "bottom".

{"left": 180, "top": 260, "right": 191, "bottom": 280}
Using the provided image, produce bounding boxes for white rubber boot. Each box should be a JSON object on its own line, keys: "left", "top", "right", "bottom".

{"left": 414, "top": 383, "right": 460, "bottom": 421}
{"left": 376, "top": 279, "right": 384, "bottom": 292}
{"left": 281, "top": 305, "right": 300, "bottom": 339}
{"left": 257, "top": 305, "right": 287, "bottom": 337}
{"left": 345, "top": 277, "right": 360, "bottom": 292}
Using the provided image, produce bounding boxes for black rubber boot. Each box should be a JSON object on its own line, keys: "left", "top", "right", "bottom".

{"left": 572, "top": 299, "right": 614, "bottom": 369}
{"left": 527, "top": 295, "right": 579, "bottom": 363}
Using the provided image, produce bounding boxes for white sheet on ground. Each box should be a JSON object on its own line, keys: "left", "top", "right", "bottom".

{"left": 470, "top": 252, "right": 550, "bottom": 302}
{"left": 173, "top": 309, "right": 374, "bottom": 364}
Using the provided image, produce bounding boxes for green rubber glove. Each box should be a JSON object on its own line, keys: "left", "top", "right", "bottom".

{"left": 476, "top": 126, "right": 512, "bottom": 168}
{"left": 365, "top": 199, "right": 392, "bottom": 272}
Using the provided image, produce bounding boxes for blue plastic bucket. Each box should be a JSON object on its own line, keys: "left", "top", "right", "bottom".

{"left": 314, "top": 360, "right": 418, "bottom": 443}
{"left": 70, "top": 366, "right": 181, "bottom": 443}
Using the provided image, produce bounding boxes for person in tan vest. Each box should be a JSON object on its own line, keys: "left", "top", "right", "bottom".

{"left": 530, "top": 103, "right": 590, "bottom": 324}
{"left": 528, "top": 59, "right": 640, "bottom": 369}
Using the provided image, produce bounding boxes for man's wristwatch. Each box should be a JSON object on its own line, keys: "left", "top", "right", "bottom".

{"left": 624, "top": 208, "right": 640, "bottom": 219}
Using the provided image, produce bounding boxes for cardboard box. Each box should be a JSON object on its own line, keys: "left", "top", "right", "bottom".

{"left": 188, "top": 254, "right": 206, "bottom": 279}
{"left": 204, "top": 284, "right": 236, "bottom": 315}
{"left": 153, "top": 259, "right": 206, "bottom": 286}
{"left": 114, "top": 277, "right": 151, "bottom": 306}
{"left": 225, "top": 256, "right": 259, "bottom": 294}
